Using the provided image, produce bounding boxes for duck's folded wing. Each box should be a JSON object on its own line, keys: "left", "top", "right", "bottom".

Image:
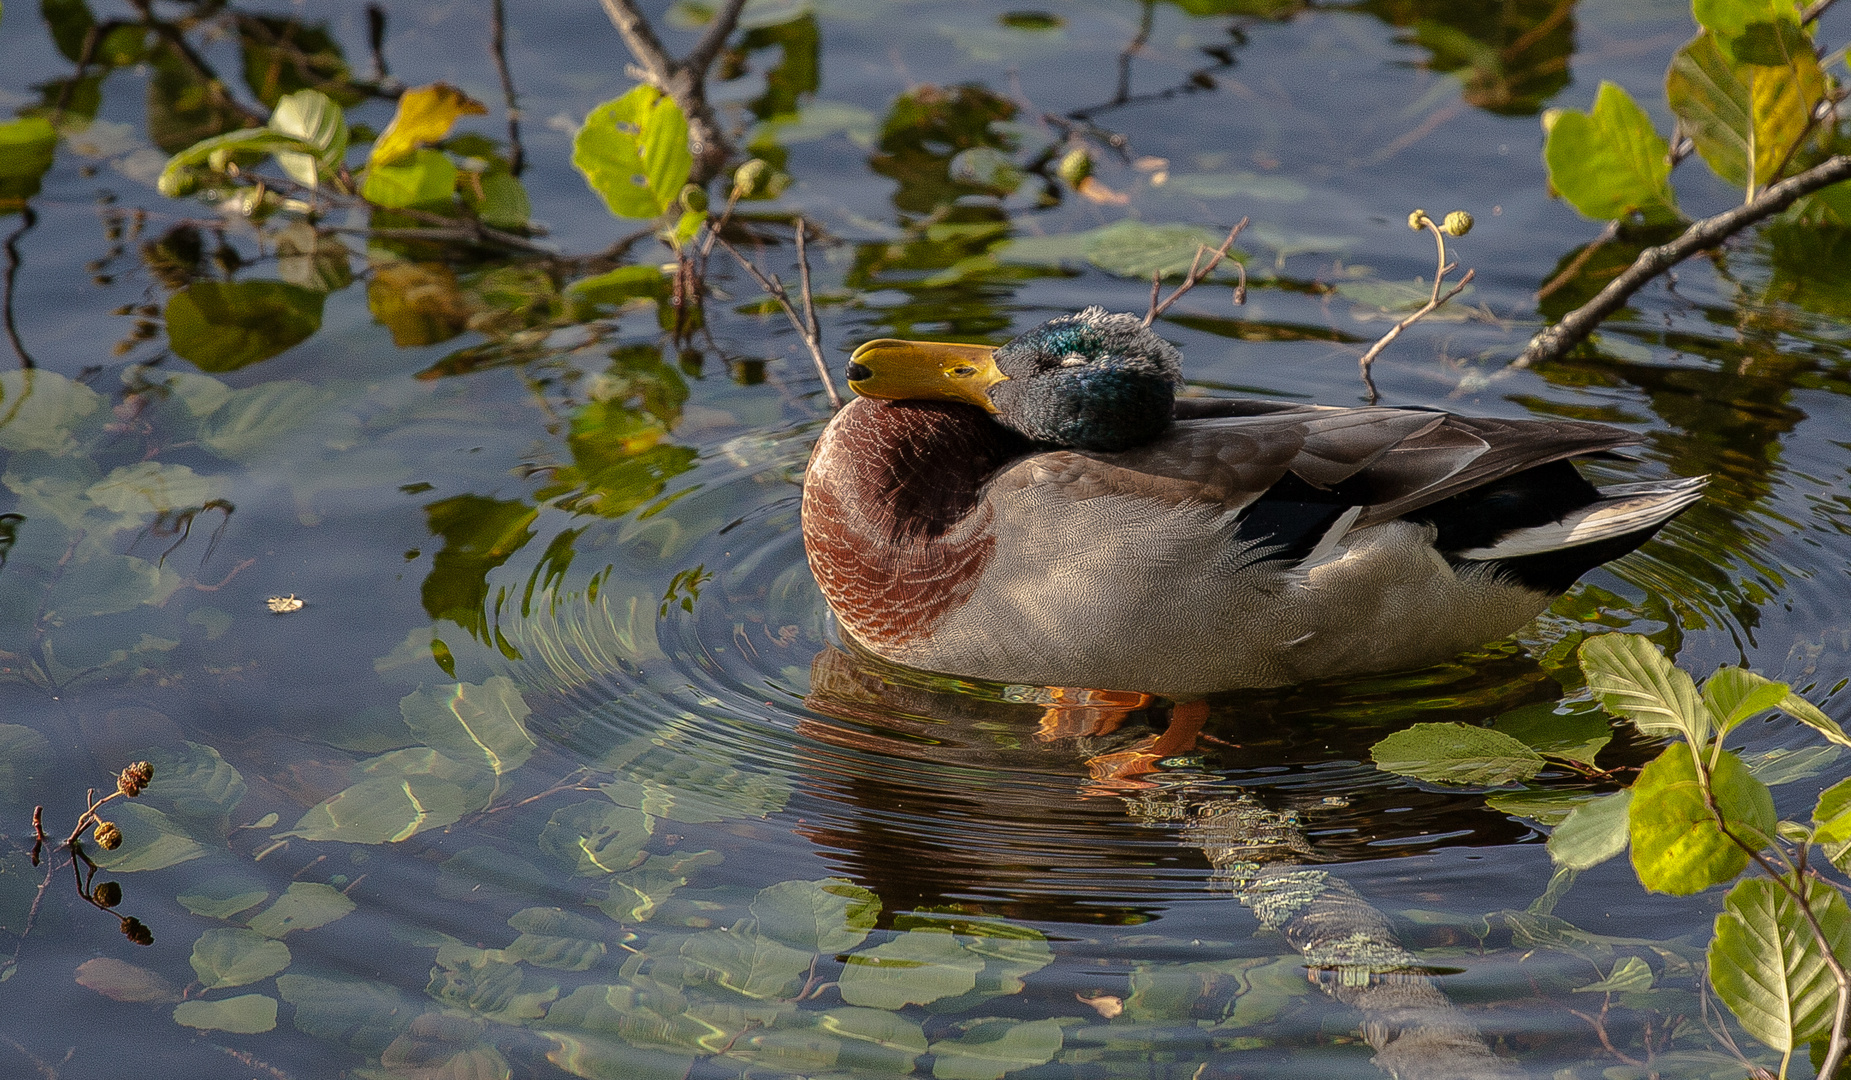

{"left": 990, "top": 406, "right": 1670, "bottom": 571}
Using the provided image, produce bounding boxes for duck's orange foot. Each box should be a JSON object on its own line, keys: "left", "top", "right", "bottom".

{"left": 1034, "top": 688, "right": 1154, "bottom": 741}
{"left": 1078, "top": 700, "right": 1211, "bottom": 796}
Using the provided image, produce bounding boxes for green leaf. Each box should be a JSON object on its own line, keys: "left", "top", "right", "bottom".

{"left": 91, "top": 802, "right": 207, "bottom": 873}
{"left": 268, "top": 88, "right": 347, "bottom": 185}
{"left": 1629, "top": 746, "right": 1773, "bottom": 895}
{"left": 143, "top": 741, "right": 247, "bottom": 839}
{"left": 574, "top": 86, "right": 694, "bottom": 218}
{"left": 247, "top": 882, "right": 356, "bottom": 938}
{"left": 428, "top": 941, "right": 557, "bottom": 1022}
{"left": 1369, "top": 722, "right": 1546, "bottom": 786}
{"left": 1578, "top": 633, "right": 1712, "bottom": 745}
{"left": 164, "top": 280, "right": 325, "bottom": 372}
{"left": 466, "top": 166, "right": 530, "bottom": 228}
{"left": 996, "top": 219, "right": 1238, "bottom": 280}
{"left": 567, "top": 265, "right": 670, "bottom": 307}
{"left": 1491, "top": 701, "right": 1613, "bottom": 765}
{"left": 1548, "top": 789, "right": 1633, "bottom": 870}
{"left": 506, "top": 907, "right": 609, "bottom": 971}
{"left": 680, "top": 925, "right": 812, "bottom": 999}
{"left": 86, "top": 461, "right": 221, "bottom": 516}
{"left": 279, "top": 748, "right": 495, "bottom": 844}
{"left": 0, "top": 369, "right": 104, "bottom": 454}
{"left": 1667, "top": 26, "right": 1824, "bottom": 193}
{"left": 362, "top": 147, "right": 458, "bottom": 209}
{"left": 1574, "top": 954, "right": 1655, "bottom": 993}
{"left": 1774, "top": 690, "right": 1851, "bottom": 747}
{"left": 1542, "top": 82, "right": 1679, "bottom": 223}
{"left": 1709, "top": 875, "right": 1851, "bottom": 1052}
{"left": 155, "top": 126, "right": 318, "bottom": 197}
{"left": 749, "top": 878, "right": 879, "bottom": 954}
{"left": 838, "top": 930, "right": 985, "bottom": 1009}
{"left": 173, "top": 994, "right": 278, "bottom": 1034}
{"left": 399, "top": 677, "right": 534, "bottom": 775}
{"left": 176, "top": 880, "right": 269, "bottom": 920}
{"left": 538, "top": 799, "right": 653, "bottom": 875}
{"left": 928, "top": 1017, "right": 1063, "bottom": 1080}
{"left": 195, "top": 379, "right": 336, "bottom": 461}
{"left": 1746, "top": 744, "right": 1842, "bottom": 785}
{"left": 818, "top": 1008, "right": 927, "bottom": 1074}
{"left": 275, "top": 973, "right": 414, "bottom": 1054}
{"left": 1814, "top": 777, "right": 1851, "bottom": 844}
{"left": 1693, "top": 0, "right": 1797, "bottom": 40}
{"left": 189, "top": 927, "right": 292, "bottom": 989}
{"left": 1486, "top": 788, "right": 1602, "bottom": 828}
{"left": 0, "top": 116, "right": 58, "bottom": 208}
{"left": 597, "top": 849, "right": 724, "bottom": 922}
{"left": 1705, "top": 667, "right": 1797, "bottom": 736}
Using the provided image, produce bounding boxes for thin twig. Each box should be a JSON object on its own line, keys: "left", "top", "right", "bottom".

{"left": 1357, "top": 269, "right": 1474, "bottom": 402}
{"left": 711, "top": 234, "right": 841, "bottom": 408}
{"left": 488, "top": 0, "right": 525, "bottom": 175}
{"left": 2, "top": 208, "right": 37, "bottom": 369}
{"left": 365, "top": 5, "right": 391, "bottom": 84}
{"left": 1516, "top": 153, "right": 1851, "bottom": 368}
{"left": 1803, "top": 0, "right": 1841, "bottom": 26}
{"left": 794, "top": 219, "right": 821, "bottom": 344}
{"left": 128, "top": 0, "right": 268, "bottom": 128}
{"left": 595, "top": 0, "right": 747, "bottom": 180}
{"left": 1568, "top": 1000, "right": 1650, "bottom": 1069}
{"left": 1143, "top": 218, "right": 1248, "bottom": 325}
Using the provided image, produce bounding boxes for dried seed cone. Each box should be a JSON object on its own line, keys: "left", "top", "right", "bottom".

{"left": 117, "top": 761, "right": 154, "bottom": 797}
{"left": 1407, "top": 209, "right": 1430, "bottom": 231}
{"left": 94, "top": 881, "right": 122, "bottom": 908}
{"left": 93, "top": 821, "right": 123, "bottom": 850}
{"left": 120, "top": 916, "right": 153, "bottom": 946}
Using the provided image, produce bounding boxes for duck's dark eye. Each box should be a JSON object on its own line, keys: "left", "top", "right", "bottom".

{"left": 951, "top": 365, "right": 976, "bottom": 377}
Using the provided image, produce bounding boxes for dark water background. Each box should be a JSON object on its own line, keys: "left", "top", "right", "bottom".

{"left": 3, "top": 0, "right": 1851, "bottom": 1077}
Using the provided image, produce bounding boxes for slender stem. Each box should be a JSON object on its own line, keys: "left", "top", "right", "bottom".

{"left": 1356, "top": 269, "right": 1475, "bottom": 400}
{"left": 710, "top": 234, "right": 841, "bottom": 408}
{"left": 489, "top": 0, "right": 525, "bottom": 175}
{"left": 1803, "top": 0, "right": 1840, "bottom": 25}
{"left": 2, "top": 208, "right": 38, "bottom": 369}
{"left": 1516, "top": 154, "right": 1851, "bottom": 368}
{"left": 684, "top": 0, "right": 750, "bottom": 81}
{"left": 1144, "top": 218, "right": 1247, "bottom": 325}
{"left": 794, "top": 219, "right": 821, "bottom": 344}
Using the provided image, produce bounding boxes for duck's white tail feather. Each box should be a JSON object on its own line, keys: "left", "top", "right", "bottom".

{"left": 1455, "top": 475, "right": 1708, "bottom": 561}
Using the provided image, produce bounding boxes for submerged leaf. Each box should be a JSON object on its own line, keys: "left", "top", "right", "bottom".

{"left": 74, "top": 957, "right": 182, "bottom": 1003}
{"left": 173, "top": 993, "right": 278, "bottom": 1033}
{"left": 750, "top": 877, "right": 879, "bottom": 955}
{"left": 838, "top": 930, "right": 985, "bottom": 1009}
{"left": 189, "top": 927, "right": 291, "bottom": 989}
{"left": 247, "top": 882, "right": 356, "bottom": 937}
{"left": 928, "top": 1017, "right": 1063, "bottom": 1080}
{"left": 399, "top": 677, "right": 535, "bottom": 776}
{"left": 164, "top": 280, "right": 325, "bottom": 372}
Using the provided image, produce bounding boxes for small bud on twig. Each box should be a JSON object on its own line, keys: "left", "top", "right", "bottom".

{"left": 1442, "top": 210, "right": 1474, "bottom": 237}
{"left": 93, "top": 821, "right": 122, "bottom": 850}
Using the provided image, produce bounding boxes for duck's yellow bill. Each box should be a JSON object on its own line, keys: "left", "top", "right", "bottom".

{"left": 846, "top": 339, "right": 1006, "bottom": 413}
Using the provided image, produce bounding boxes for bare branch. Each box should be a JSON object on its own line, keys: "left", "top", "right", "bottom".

{"left": 1143, "top": 218, "right": 1248, "bottom": 326}
{"left": 1803, "top": 0, "right": 1840, "bottom": 26}
{"left": 1358, "top": 270, "right": 1474, "bottom": 403}
{"left": 684, "top": 0, "right": 751, "bottom": 81}
{"left": 1517, "top": 153, "right": 1851, "bottom": 368}
{"left": 2, "top": 208, "right": 37, "bottom": 370}
{"left": 489, "top": 0, "right": 526, "bottom": 175}
{"left": 711, "top": 233, "right": 842, "bottom": 409}
{"left": 595, "top": 0, "right": 678, "bottom": 86}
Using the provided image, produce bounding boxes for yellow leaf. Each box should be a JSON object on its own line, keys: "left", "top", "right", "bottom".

{"left": 369, "top": 83, "right": 487, "bottom": 167}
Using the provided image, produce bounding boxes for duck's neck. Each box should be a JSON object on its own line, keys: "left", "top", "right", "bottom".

{"left": 802, "top": 398, "right": 1028, "bottom": 647}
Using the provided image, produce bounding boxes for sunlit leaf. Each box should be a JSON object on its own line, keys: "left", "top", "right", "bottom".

{"left": 1814, "top": 777, "right": 1851, "bottom": 844}
{"left": 91, "top": 802, "right": 207, "bottom": 873}
{"left": 573, "top": 86, "right": 693, "bottom": 219}
{"left": 1542, "top": 81, "right": 1678, "bottom": 223}
{"left": 538, "top": 799, "right": 653, "bottom": 876}
{"left": 1486, "top": 788, "right": 1602, "bottom": 828}
{"left": 1703, "top": 666, "right": 1794, "bottom": 737}
{"left": 363, "top": 147, "right": 460, "bottom": 209}
{"left": 1667, "top": 26, "right": 1823, "bottom": 193}
{"left": 399, "top": 677, "right": 535, "bottom": 776}
{"left": 1548, "top": 789, "right": 1633, "bottom": 870}
{"left": 750, "top": 877, "right": 879, "bottom": 954}
{"left": 1574, "top": 954, "right": 1654, "bottom": 994}
{"left": 1692, "top": 0, "right": 1797, "bottom": 40}
{"left": 1630, "top": 746, "right": 1773, "bottom": 895}
{"left": 280, "top": 747, "right": 495, "bottom": 844}
{"left": 1491, "top": 701, "right": 1613, "bottom": 765}
{"left": 369, "top": 83, "right": 487, "bottom": 167}
{"left": 74, "top": 957, "right": 182, "bottom": 1003}
{"left": 189, "top": 927, "right": 291, "bottom": 989}
{"left": 269, "top": 89, "right": 348, "bottom": 169}
{"left": 1774, "top": 690, "right": 1851, "bottom": 747}
{"left": 506, "top": 908, "right": 608, "bottom": 971}
{"left": 1710, "top": 875, "right": 1851, "bottom": 1052}
{"left": 1370, "top": 722, "right": 1545, "bottom": 786}
{"left": 928, "top": 1017, "right": 1063, "bottom": 1080}
{"left": 839, "top": 930, "right": 984, "bottom": 1009}
{"left": 276, "top": 973, "right": 414, "bottom": 1054}
{"left": 173, "top": 993, "right": 278, "bottom": 1033}
{"left": 155, "top": 126, "right": 316, "bottom": 198}
{"left": 0, "top": 116, "right": 57, "bottom": 209}
{"left": 164, "top": 280, "right": 325, "bottom": 372}
{"left": 248, "top": 882, "right": 356, "bottom": 938}
{"left": 1578, "top": 633, "right": 1711, "bottom": 745}
{"left": 539, "top": 985, "right": 705, "bottom": 1080}
{"left": 680, "top": 925, "right": 811, "bottom": 999}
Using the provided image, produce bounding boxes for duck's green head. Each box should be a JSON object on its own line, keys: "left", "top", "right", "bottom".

{"left": 846, "top": 307, "right": 1182, "bottom": 452}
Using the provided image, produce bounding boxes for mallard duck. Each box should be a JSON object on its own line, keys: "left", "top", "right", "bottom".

{"left": 801, "top": 307, "right": 1705, "bottom": 697}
